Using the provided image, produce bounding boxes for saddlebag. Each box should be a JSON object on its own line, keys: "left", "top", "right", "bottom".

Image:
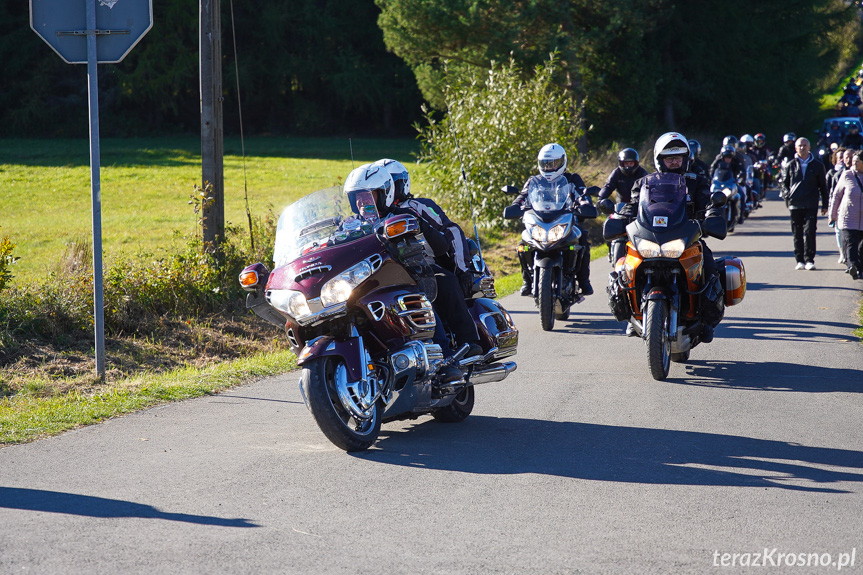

{"left": 606, "top": 271, "right": 632, "bottom": 322}
{"left": 716, "top": 256, "right": 746, "bottom": 306}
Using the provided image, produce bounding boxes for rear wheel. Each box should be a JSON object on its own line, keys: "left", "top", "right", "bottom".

{"left": 538, "top": 267, "right": 555, "bottom": 331}
{"left": 645, "top": 299, "right": 671, "bottom": 381}
{"left": 301, "top": 356, "right": 381, "bottom": 452}
{"left": 432, "top": 386, "right": 475, "bottom": 423}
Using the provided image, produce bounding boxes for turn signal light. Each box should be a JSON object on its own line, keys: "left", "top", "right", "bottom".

{"left": 239, "top": 270, "right": 259, "bottom": 288}
{"left": 385, "top": 220, "right": 408, "bottom": 237}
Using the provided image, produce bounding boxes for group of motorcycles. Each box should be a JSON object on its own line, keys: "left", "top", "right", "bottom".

{"left": 238, "top": 163, "right": 747, "bottom": 451}
{"left": 709, "top": 158, "right": 769, "bottom": 234}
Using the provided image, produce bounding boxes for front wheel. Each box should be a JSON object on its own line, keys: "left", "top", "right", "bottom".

{"left": 537, "top": 267, "right": 555, "bottom": 331}
{"left": 645, "top": 299, "right": 671, "bottom": 381}
{"left": 301, "top": 356, "right": 381, "bottom": 452}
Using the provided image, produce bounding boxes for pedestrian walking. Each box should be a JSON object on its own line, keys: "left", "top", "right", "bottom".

{"left": 779, "top": 137, "right": 828, "bottom": 270}
{"left": 828, "top": 150, "right": 863, "bottom": 279}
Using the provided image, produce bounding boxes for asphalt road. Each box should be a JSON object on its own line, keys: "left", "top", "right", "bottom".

{"left": 2, "top": 193, "right": 862, "bottom": 574}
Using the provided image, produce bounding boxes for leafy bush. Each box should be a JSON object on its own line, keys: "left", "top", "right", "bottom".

{"left": 0, "top": 211, "right": 277, "bottom": 346}
{"left": 416, "top": 55, "right": 582, "bottom": 229}
{"left": 0, "top": 236, "right": 19, "bottom": 292}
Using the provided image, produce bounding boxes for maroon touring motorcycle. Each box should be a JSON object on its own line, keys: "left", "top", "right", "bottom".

{"left": 239, "top": 186, "right": 518, "bottom": 451}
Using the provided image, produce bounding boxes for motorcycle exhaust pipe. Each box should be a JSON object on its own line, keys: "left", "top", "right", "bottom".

{"left": 468, "top": 361, "right": 517, "bottom": 385}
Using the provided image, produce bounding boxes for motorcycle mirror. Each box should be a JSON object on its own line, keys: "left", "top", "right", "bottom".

{"left": 585, "top": 185, "right": 601, "bottom": 197}
{"left": 503, "top": 205, "right": 522, "bottom": 220}
{"left": 710, "top": 191, "right": 728, "bottom": 207}
{"left": 502, "top": 185, "right": 519, "bottom": 195}
{"left": 597, "top": 198, "right": 615, "bottom": 215}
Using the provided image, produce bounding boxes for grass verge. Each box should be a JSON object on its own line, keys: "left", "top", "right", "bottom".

{"left": 1, "top": 350, "right": 297, "bottom": 444}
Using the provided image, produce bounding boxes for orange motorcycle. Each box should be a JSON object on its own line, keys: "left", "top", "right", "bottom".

{"left": 601, "top": 173, "right": 746, "bottom": 380}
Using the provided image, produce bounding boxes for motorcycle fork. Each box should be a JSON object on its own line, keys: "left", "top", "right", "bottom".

{"left": 641, "top": 269, "right": 681, "bottom": 341}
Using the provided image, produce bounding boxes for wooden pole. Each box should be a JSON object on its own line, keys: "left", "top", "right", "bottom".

{"left": 200, "top": 0, "right": 224, "bottom": 246}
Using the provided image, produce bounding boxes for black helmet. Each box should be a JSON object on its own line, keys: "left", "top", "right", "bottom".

{"left": 618, "top": 148, "right": 640, "bottom": 175}
{"left": 687, "top": 139, "right": 702, "bottom": 159}
{"left": 722, "top": 135, "right": 738, "bottom": 148}
{"left": 754, "top": 133, "right": 766, "bottom": 148}
{"left": 783, "top": 132, "right": 796, "bottom": 143}
{"left": 720, "top": 145, "right": 736, "bottom": 158}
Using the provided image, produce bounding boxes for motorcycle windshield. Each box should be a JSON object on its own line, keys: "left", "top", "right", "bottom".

{"left": 711, "top": 166, "right": 736, "bottom": 191}
{"left": 637, "top": 173, "right": 688, "bottom": 230}
{"left": 273, "top": 186, "right": 372, "bottom": 268}
{"left": 527, "top": 177, "right": 573, "bottom": 213}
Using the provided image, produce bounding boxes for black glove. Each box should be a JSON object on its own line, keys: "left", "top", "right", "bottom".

{"left": 457, "top": 271, "right": 474, "bottom": 298}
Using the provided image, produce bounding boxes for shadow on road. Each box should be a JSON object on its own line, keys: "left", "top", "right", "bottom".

{"left": 746, "top": 281, "right": 861, "bottom": 293}
{"left": 676, "top": 360, "right": 863, "bottom": 393}
{"left": 0, "top": 488, "right": 259, "bottom": 527}
{"left": 361, "top": 417, "right": 863, "bottom": 493}
{"left": 718, "top": 316, "right": 860, "bottom": 343}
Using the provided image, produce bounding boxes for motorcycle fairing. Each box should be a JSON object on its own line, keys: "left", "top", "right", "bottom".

{"left": 637, "top": 173, "right": 689, "bottom": 231}
{"left": 297, "top": 335, "right": 366, "bottom": 383}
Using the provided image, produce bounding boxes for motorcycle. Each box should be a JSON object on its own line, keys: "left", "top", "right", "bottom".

{"left": 600, "top": 173, "right": 746, "bottom": 381}
{"left": 710, "top": 164, "right": 741, "bottom": 233}
{"left": 239, "top": 186, "right": 518, "bottom": 451}
{"left": 502, "top": 179, "right": 599, "bottom": 331}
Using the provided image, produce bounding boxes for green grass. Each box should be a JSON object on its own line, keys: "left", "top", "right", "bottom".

{"left": 0, "top": 137, "right": 422, "bottom": 284}
{"left": 0, "top": 349, "right": 297, "bottom": 444}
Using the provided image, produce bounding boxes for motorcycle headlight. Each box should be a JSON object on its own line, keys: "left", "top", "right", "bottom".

{"left": 528, "top": 224, "right": 547, "bottom": 243}
{"left": 267, "top": 289, "right": 310, "bottom": 319}
{"left": 660, "top": 239, "right": 686, "bottom": 259}
{"left": 320, "top": 260, "right": 373, "bottom": 307}
{"left": 634, "top": 238, "right": 661, "bottom": 258}
{"left": 547, "top": 223, "right": 569, "bottom": 243}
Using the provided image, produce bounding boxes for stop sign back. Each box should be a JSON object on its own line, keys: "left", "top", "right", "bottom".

{"left": 30, "top": 0, "right": 153, "bottom": 64}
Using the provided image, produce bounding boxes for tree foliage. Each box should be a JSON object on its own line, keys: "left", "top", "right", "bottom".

{"left": 0, "top": 0, "right": 422, "bottom": 137}
{"left": 417, "top": 57, "right": 580, "bottom": 228}
{"left": 378, "top": 0, "right": 863, "bottom": 145}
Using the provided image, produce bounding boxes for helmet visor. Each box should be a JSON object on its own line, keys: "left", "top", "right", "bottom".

{"left": 347, "top": 189, "right": 381, "bottom": 222}
{"left": 538, "top": 156, "right": 565, "bottom": 173}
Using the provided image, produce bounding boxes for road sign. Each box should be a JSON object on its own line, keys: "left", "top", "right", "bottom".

{"left": 29, "top": 0, "right": 153, "bottom": 378}
{"left": 30, "top": 0, "right": 153, "bottom": 64}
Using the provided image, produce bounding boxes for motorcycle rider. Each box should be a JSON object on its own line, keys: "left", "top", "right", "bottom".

{"left": 776, "top": 133, "right": 797, "bottom": 166}
{"left": 373, "top": 158, "right": 475, "bottom": 291}
{"left": 752, "top": 133, "right": 774, "bottom": 188}
{"left": 841, "top": 124, "right": 863, "bottom": 151}
{"left": 343, "top": 163, "right": 483, "bottom": 371}
{"left": 622, "top": 132, "right": 725, "bottom": 342}
{"left": 511, "top": 143, "right": 594, "bottom": 296}
{"left": 599, "top": 148, "right": 648, "bottom": 203}
{"left": 688, "top": 139, "right": 710, "bottom": 180}
{"left": 710, "top": 144, "right": 743, "bottom": 181}
{"left": 752, "top": 133, "right": 773, "bottom": 161}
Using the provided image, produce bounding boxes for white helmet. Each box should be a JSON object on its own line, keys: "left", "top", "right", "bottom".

{"left": 537, "top": 143, "right": 567, "bottom": 181}
{"left": 373, "top": 158, "right": 410, "bottom": 202}
{"left": 344, "top": 163, "right": 395, "bottom": 216}
{"left": 653, "top": 132, "right": 690, "bottom": 173}
{"left": 740, "top": 134, "right": 755, "bottom": 150}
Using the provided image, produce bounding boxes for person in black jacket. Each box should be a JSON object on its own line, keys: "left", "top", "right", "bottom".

{"left": 598, "top": 148, "right": 648, "bottom": 203}
{"left": 779, "top": 138, "right": 829, "bottom": 270}
{"left": 512, "top": 143, "right": 594, "bottom": 296}
{"left": 776, "top": 133, "right": 797, "bottom": 166}
{"left": 344, "top": 163, "right": 483, "bottom": 368}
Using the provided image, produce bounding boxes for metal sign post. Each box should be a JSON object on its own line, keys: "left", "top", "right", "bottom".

{"left": 30, "top": 0, "right": 152, "bottom": 379}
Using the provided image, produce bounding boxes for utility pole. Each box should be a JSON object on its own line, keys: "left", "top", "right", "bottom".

{"left": 200, "top": 0, "right": 224, "bottom": 246}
